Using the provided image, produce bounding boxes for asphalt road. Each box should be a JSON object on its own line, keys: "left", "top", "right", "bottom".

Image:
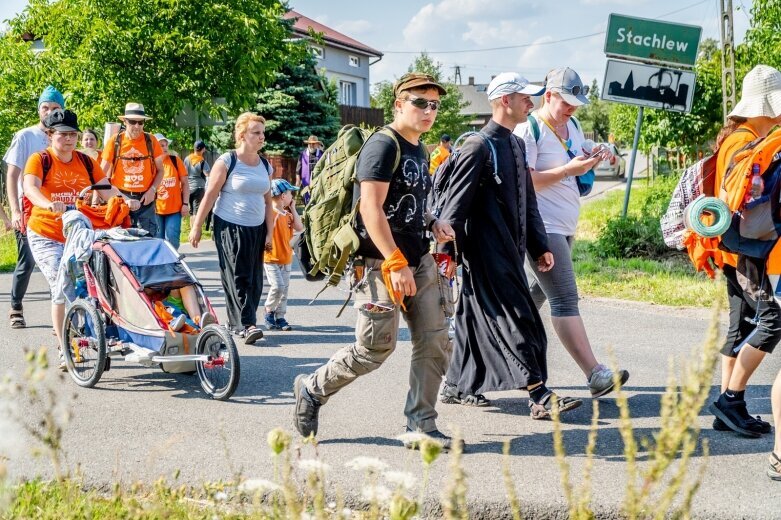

{"left": 2, "top": 177, "right": 780, "bottom": 519}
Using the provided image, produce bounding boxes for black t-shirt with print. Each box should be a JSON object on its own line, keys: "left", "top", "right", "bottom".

{"left": 354, "top": 127, "right": 431, "bottom": 266}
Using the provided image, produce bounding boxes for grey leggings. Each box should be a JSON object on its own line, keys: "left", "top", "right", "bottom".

{"left": 525, "top": 233, "right": 580, "bottom": 317}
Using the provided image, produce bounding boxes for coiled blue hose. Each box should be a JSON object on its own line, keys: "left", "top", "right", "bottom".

{"left": 684, "top": 195, "right": 732, "bottom": 237}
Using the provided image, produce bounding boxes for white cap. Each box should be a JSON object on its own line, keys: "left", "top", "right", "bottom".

{"left": 729, "top": 64, "right": 781, "bottom": 119}
{"left": 154, "top": 133, "right": 171, "bottom": 144}
{"left": 486, "top": 72, "right": 545, "bottom": 100}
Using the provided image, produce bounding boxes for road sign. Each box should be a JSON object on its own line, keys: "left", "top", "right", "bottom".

{"left": 601, "top": 59, "right": 696, "bottom": 113}
{"left": 605, "top": 14, "right": 702, "bottom": 68}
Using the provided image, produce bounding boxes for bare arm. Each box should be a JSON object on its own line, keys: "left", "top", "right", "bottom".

{"left": 289, "top": 201, "right": 304, "bottom": 232}
{"left": 23, "top": 175, "right": 57, "bottom": 211}
{"left": 530, "top": 155, "right": 600, "bottom": 190}
{"left": 188, "top": 158, "right": 227, "bottom": 247}
{"left": 179, "top": 169, "right": 190, "bottom": 216}
{"left": 263, "top": 190, "right": 274, "bottom": 251}
{"left": 6, "top": 164, "right": 23, "bottom": 230}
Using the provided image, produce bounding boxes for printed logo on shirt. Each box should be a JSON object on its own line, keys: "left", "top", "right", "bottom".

{"left": 48, "top": 168, "right": 81, "bottom": 204}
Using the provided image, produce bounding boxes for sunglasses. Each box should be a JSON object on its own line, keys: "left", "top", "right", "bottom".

{"left": 404, "top": 95, "right": 441, "bottom": 111}
{"left": 126, "top": 120, "right": 145, "bottom": 126}
{"left": 556, "top": 84, "right": 590, "bottom": 96}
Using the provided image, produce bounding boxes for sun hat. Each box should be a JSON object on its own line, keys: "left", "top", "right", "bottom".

{"left": 393, "top": 72, "right": 447, "bottom": 97}
{"left": 44, "top": 109, "right": 80, "bottom": 132}
{"left": 728, "top": 64, "right": 781, "bottom": 119}
{"left": 486, "top": 72, "right": 545, "bottom": 100}
{"left": 118, "top": 102, "right": 152, "bottom": 121}
{"left": 303, "top": 135, "right": 322, "bottom": 145}
{"left": 38, "top": 85, "right": 65, "bottom": 109}
{"left": 270, "top": 178, "right": 300, "bottom": 197}
{"left": 153, "top": 133, "right": 171, "bottom": 144}
{"left": 545, "top": 67, "right": 590, "bottom": 106}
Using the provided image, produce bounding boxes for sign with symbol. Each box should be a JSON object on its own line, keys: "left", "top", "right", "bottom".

{"left": 601, "top": 59, "right": 696, "bottom": 113}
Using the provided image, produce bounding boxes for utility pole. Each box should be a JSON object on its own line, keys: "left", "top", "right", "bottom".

{"left": 452, "top": 65, "right": 462, "bottom": 85}
{"left": 719, "top": 0, "right": 736, "bottom": 123}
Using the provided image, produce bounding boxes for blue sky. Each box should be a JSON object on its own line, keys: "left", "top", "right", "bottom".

{"left": 0, "top": 0, "right": 752, "bottom": 90}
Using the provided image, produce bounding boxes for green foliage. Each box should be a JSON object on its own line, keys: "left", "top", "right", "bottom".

{"left": 575, "top": 79, "right": 611, "bottom": 141}
{"left": 0, "top": 228, "right": 15, "bottom": 272}
{"left": 371, "top": 53, "right": 470, "bottom": 144}
{"left": 607, "top": 38, "right": 723, "bottom": 155}
{"left": 209, "top": 52, "right": 341, "bottom": 155}
{"left": 0, "top": 0, "right": 297, "bottom": 149}
{"left": 737, "top": 0, "right": 781, "bottom": 76}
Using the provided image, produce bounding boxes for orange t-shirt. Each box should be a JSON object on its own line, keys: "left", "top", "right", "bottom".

{"left": 264, "top": 209, "right": 295, "bottom": 265}
{"left": 156, "top": 155, "right": 187, "bottom": 215}
{"left": 25, "top": 148, "right": 106, "bottom": 242}
{"left": 715, "top": 123, "right": 760, "bottom": 268}
{"left": 102, "top": 132, "right": 163, "bottom": 193}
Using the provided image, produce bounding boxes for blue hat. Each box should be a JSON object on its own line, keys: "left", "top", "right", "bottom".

{"left": 271, "top": 179, "right": 300, "bottom": 197}
{"left": 38, "top": 85, "right": 65, "bottom": 109}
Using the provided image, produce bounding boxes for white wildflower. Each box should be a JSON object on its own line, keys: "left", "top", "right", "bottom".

{"left": 238, "top": 479, "right": 282, "bottom": 493}
{"left": 213, "top": 491, "right": 228, "bottom": 502}
{"left": 384, "top": 470, "right": 417, "bottom": 490}
{"left": 341, "top": 508, "right": 353, "bottom": 518}
{"left": 396, "top": 432, "right": 428, "bottom": 445}
{"left": 327, "top": 501, "right": 337, "bottom": 509}
{"left": 345, "top": 456, "right": 389, "bottom": 472}
{"left": 298, "top": 459, "right": 330, "bottom": 474}
{"left": 361, "top": 484, "right": 392, "bottom": 503}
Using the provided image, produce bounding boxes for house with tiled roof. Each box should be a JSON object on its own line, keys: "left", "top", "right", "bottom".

{"left": 284, "top": 10, "right": 382, "bottom": 109}
{"left": 458, "top": 76, "right": 545, "bottom": 130}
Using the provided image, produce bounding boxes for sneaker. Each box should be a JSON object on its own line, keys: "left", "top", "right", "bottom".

{"left": 58, "top": 350, "right": 67, "bottom": 372}
{"left": 241, "top": 326, "right": 264, "bottom": 345}
{"left": 264, "top": 312, "right": 279, "bottom": 331}
{"left": 401, "top": 427, "right": 464, "bottom": 452}
{"left": 275, "top": 317, "right": 292, "bottom": 331}
{"left": 199, "top": 311, "right": 217, "bottom": 328}
{"left": 169, "top": 314, "right": 186, "bottom": 332}
{"left": 293, "top": 374, "right": 321, "bottom": 437}
{"left": 769, "top": 452, "right": 781, "bottom": 481}
{"left": 709, "top": 395, "right": 765, "bottom": 438}
{"left": 588, "top": 365, "right": 630, "bottom": 398}
{"left": 713, "top": 414, "right": 771, "bottom": 434}
{"left": 9, "top": 309, "right": 25, "bottom": 329}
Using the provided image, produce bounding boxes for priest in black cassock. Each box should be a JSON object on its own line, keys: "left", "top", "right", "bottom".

{"left": 435, "top": 72, "right": 583, "bottom": 419}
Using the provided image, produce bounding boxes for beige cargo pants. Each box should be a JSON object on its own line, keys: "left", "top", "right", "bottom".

{"left": 305, "top": 253, "right": 452, "bottom": 432}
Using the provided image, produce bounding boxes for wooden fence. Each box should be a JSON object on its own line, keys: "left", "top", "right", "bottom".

{"left": 340, "top": 105, "right": 384, "bottom": 128}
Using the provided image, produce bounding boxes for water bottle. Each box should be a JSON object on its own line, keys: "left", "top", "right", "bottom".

{"left": 749, "top": 163, "right": 763, "bottom": 201}
{"left": 69, "top": 256, "right": 87, "bottom": 298}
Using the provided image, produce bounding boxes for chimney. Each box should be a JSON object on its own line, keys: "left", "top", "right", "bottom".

{"left": 468, "top": 76, "right": 474, "bottom": 85}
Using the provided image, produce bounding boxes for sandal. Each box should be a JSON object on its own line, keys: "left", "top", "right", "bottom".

{"left": 529, "top": 391, "right": 582, "bottom": 420}
{"left": 242, "top": 326, "right": 264, "bottom": 345}
{"left": 9, "top": 309, "right": 25, "bottom": 329}
{"left": 769, "top": 452, "right": 781, "bottom": 481}
{"left": 440, "top": 383, "right": 491, "bottom": 407}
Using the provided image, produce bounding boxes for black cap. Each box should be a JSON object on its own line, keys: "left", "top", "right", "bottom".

{"left": 441, "top": 134, "right": 451, "bottom": 142}
{"left": 194, "top": 140, "right": 206, "bottom": 151}
{"left": 44, "top": 109, "right": 80, "bottom": 132}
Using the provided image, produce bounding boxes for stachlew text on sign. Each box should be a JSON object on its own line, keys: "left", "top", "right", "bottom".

{"left": 605, "top": 13, "right": 702, "bottom": 68}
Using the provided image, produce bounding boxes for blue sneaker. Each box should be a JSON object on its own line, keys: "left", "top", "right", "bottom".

{"left": 264, "top": 312, "right": 279, "bottom": 330}
{"left": 275, "top": 317, "right": 292, "bottom": 331}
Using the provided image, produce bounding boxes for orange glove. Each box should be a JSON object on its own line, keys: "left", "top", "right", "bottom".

{"left": 381, "top": 248, "right": 409, "bottom": 311}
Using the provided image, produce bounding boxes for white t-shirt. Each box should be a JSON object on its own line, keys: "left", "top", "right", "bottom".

{"left": 514, "top": 116, "right": 586, "bottom": 236}
{"left": 213, "top": 152, "right": 272, "bottom": 227}
{"left": 2, "top": 125, "right": 49, "bottom": 203}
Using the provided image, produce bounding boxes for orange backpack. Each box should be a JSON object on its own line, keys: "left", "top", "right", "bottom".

{"left": 719, "top": 129, "right": 781, "bottom": 212}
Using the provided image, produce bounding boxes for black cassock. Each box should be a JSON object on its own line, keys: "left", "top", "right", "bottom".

{"left": 438, "top": 120, "right": 550, "bottom": 394}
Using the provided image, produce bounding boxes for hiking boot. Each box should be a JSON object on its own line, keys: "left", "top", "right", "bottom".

{"left": 713, "top": 414, "right": 771, "bottom": 434}
{"left": 293, "top": 374, "right": 321, "bottom": 438}
{"left": 709, "top": 395, "right": 765, "bottom": 438}
{"left": 588, "top": 365, "right": 630, "bottom": 398}
{"left": 264, "top": 312, "right": 279, "bottom": 331}
{"left": 275, "top": 317, "right": 292, "bottom": 331}
{"left": 401, "top": 427, "right": 464, "bottom": 453}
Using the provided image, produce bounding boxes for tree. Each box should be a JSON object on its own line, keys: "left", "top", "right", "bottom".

{"left": 371, "top": 53, "right": 470, "bottom": 143}
{"left": 0, "top": 0, "right": 297, "bottom": 149}
{"left": 209, "top": 51, "right": 341, "bottom": 156}
{"left": 576, "top": 79, "right": 611, "bottom": 142}
{"left": 607, "top": 38, "right": 723, "bottom": 156}
{"left": 737, "top": 0, "right": 781, "bottom": 77}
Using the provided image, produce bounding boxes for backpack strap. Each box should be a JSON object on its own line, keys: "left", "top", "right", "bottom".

{"left": 528, "top": 115, "right": 541, "bottom": 142}
{"left": 570, "top": 115, "right": 581, "bottom": 132}
{"left": 168, "top": 154, "right": 180, "bottom": 172}
{"left": 40, "top": 151, "right": 52, "bottom": 184}
{"left": 144, "top": 132, "right": 157, "bottom": 177}
{"left": 260, "top": 155, "right": 271, "bottom": 174}
{"left": 74, "top": 150, "right": 95, "bottom": 185}
{"left": 226, "top": 150, "right": 238, "bottom": 178}
{"left": 111, "top": 130, "right": 123, "bottom": 179}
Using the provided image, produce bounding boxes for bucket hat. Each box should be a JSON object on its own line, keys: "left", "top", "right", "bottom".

{"left": 303, "top": 135, "right": 322, "bottom": 145}
{"left": 729, "top": 65, "right": 781, "bottom": 119}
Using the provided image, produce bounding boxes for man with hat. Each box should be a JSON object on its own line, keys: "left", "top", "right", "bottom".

{"left": 295, "top": 135, "right": 323, "bottom": 204}
{"left": 101, "top": 102, "right": 166, "bottom": 237}
{"left": 185, "top": 139, "right": 211, "bottom": 228}
{"left": 435, "top": 72, "right": 585, "bottom": 421}
{"left": 153, "top": 133, "right": 189, "bottom": 249}
{"left": 428, "top": 133, "right": 452, "bottom": 175}
{"left": 4, "top": 85, "right": 64, "bottom": 329}
{"left": 293, "top": 72, "right": 461, "bottom": 450}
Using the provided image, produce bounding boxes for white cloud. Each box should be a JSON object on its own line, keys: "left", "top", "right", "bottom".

{"left": 334, "top": 19, "right": 373, "bottom": 38}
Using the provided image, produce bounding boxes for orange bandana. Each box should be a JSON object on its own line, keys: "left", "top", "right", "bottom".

{"left": 381, "top": 248, "right": 409, "bottom": 311}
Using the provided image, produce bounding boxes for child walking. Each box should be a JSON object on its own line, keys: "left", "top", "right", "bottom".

{"left": 264, "top": 179, "right": 304, "bottom": 331}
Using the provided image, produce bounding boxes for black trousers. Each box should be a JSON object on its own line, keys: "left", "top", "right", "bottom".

{"left": 190, "top": 187, "right": 212, "bottom": 231}
{"left": 11, "top": 230, "right": 35, "bottom": 311}
{"left": 722, "top": 264, "right": 781, "bottom": 356}
{"left": 213, "top": 214, "right": 265, "bottom": 331}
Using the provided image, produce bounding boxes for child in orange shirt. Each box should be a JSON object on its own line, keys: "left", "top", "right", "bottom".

{"left": 263, "top": 179, "right": 303, "bottom": 331}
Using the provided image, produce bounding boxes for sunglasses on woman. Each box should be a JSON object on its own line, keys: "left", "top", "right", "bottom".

{"left": 404, "top": 95, "right": 441, "bottom": 111}
{"left": 557, "top": 84, "right": 590, "bottom": 96}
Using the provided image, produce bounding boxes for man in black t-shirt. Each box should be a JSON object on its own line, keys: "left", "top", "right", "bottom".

{"left": 294, "top": 72, "right": 462, "bottom": 451}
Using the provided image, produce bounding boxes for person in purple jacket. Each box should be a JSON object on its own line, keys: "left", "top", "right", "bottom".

{"left": 295, "top": 135, "right": 323, "bottom": 204}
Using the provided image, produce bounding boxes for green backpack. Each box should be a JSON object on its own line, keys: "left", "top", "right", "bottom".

{"left": 302, "top": 125, "right": 399, "bottom": 295}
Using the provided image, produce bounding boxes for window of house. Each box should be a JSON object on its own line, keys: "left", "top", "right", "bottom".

{"left": 348, "top": 55, "right": 360, "bottom": 67}
{"left": 339, "top": 81, "right": 357, "bottom": 105}
{"left": 310, "top": 46, "right": 324, "bottom": 60}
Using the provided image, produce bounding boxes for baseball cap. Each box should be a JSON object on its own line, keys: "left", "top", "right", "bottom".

{"left": 271, "top": 179, "right": 300, "bottom": 197}
{"left": 486, "top": 72, "right": 545, "bottom": 100}
{"left": 441, "top": 134, "right": 451, "bottom": 142}
{"left": 393, "top": 72, "right": 447, "bottom": 97}
{"left": 545, "top": 67, "right": 590, "bottom": 106}
{"left": 44, "top": 109, "right": 80, "bottom": 132}
{"left": 194, "top": 140, "right": 206, "bottom": 151}
{"left": 154, "top": 133, "right": 171, "bottom": 144}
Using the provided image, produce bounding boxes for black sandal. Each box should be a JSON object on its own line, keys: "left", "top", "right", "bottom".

{"left": 440, "top": 383, "right": 490, "bottom": 407}
{"left": 242, "top": 326, "right": 264, "bottom": 345}
{"left": 529, "top": 391, "right": 582, "bottom": 420}
{"left": 9, "top": 309, "right": 25, "bottom": 329}
{"left": 769, "top": 452, "right": 781, "bottom": 481}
